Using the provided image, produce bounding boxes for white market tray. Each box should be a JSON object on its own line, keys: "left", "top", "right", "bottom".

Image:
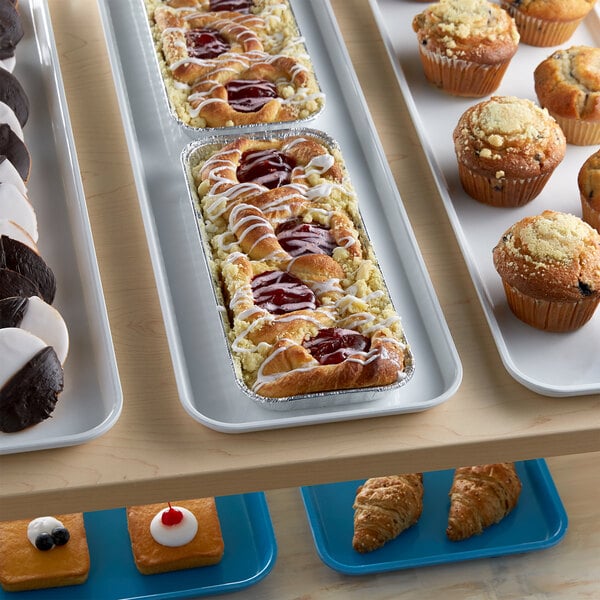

{"left": 97, "top": 0, "right": 462, "bottom": 432}
{"left": 372, "top": 0, "right": 600, "bottom": 397}
{"left": 0, "top": 0, "right": 122, "bottom": 454}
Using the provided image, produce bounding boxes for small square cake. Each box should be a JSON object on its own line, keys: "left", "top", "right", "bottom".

{"left": 126, "top": 498, "right": 224, "bottom": 575}
{"left": 0, "top": 513, "right": 90, "bottom": 592}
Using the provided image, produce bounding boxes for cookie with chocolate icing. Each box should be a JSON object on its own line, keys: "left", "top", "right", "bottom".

{"left": 0, "top": 67, "right": 28, "bottom": 126}
{"left": 0, "top": 0, "right": 23, "bottom": 61}
{"left": 0, "top": 123, "right": 29, "bottom": 180}
{"left": 0, "top": 234, "right": 56, "bottom": 303}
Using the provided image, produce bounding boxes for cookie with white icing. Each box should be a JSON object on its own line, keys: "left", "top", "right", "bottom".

{"left": 0, "top": 295, "right": 69, "bottom": 364}
{"left": 0, "top": 180, "right": 37, "bottom": 241}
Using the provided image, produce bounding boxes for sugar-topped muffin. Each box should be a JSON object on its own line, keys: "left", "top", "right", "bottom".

{"left": 499, "top": 0, "right": 596, "bottom": 47}
{"left": 578, "top": 149, "right": 600, "bottom": 231}
{"left": 412, "top": 0, "right": 519, "bottom": 97}
{"left": 453, "top": 96, "right": 566, "bottom": 207}
{"left": 534, "top": 46, "right": 600, "bottom": 146}
{"left": 493, "top": 210, "right": 600, "bottom": 331}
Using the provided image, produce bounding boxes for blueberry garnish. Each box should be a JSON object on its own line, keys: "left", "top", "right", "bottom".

{"left": 35, "top": 532, "right": 54, "bottom": 551}
{"left": 51, "top": 526, "right": 70, "bottom": 546}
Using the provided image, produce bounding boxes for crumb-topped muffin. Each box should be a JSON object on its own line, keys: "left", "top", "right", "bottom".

{"left": 493, "top": 210, "right": 600, "bottom": 331}
{"left": 412, "top": 0, "right": 519, "bottom": 97}
{"left": 578, "top": 149, "right": 600, "bottom": 231}
{"left": 500, "top": 0, "right": 596, "bottom": 46}
{"left": 534, "top": 46, "right": 600, "bottom": 146}
{"left": 453, "top": 96, "right": 566, "bottom": 207}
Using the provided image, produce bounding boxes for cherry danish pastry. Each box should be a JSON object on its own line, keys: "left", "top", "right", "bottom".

{"left": 190, "top": 132, "right": 413, "bottom": 400}
{"left": 153, "top": 8, "right": 264, "bottom": 84}
{"left": 144, "top": 0, "right": 324, "bottom": 128}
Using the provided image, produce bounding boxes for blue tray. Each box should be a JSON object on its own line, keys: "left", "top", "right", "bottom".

{"left": 300, "top": 459, "right": 567, "bottom": 575}
{"left": 1, "top": 492, "right": 276, "bottom": 599}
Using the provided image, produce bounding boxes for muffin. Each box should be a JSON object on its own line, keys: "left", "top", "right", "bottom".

{"left": 411, "top": 0, "right": 519, "bottom": 97}
{"left": 578, "top": 149, "right": 600, "bottom": 231}
{"left": 534, "top": 46, "right": 600, "bottom": 146}
{"left": 500, "top": 0, "right": 596, "bottom": 46}
{"left": 493, "top": 210, "right": 600, "bottom": 331}
{"left": 453, "top": 96, "right": 566, "bottom": 207}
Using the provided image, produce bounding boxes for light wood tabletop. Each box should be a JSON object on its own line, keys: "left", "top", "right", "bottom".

{"left": 1, "top": 0, "right": 599, "bottom": 530}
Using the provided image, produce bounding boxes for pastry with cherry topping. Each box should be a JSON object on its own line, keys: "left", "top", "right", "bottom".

{"left": 143, "top": 0, "right": 324, "bottom": 128}
{"left": 127, "top": 498, "right": 224, "bottom": 575}
{"left": 0, "top": 513, "right": 90, "bottom": 592}
{"left": 190, "top": 131, "right": 413, "bottom": 400}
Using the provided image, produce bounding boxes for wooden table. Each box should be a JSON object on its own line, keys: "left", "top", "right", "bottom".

{"left": 1, "top": 0, "right": 599, "bottom": 531}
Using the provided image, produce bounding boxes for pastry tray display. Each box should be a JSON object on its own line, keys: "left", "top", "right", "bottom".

{"left": 97, "top": 0, "right": 462, "bottom": 432}
{"left": 182, "top": 129, "right": 414, "bottom": 410}
{"left": 139, "top": 0, "right": 325, "bottom": 133}
{"left": 0, "top": 0, "right": 122, "bottom": 454}
{"left": 0, "top": 492, "right": 276, "bottom": 600}
{"left": 372, "top": 0, "right": 600, "bottom": 397}
{"left": 301, "top": 459, "right": 567, "bottom": 576}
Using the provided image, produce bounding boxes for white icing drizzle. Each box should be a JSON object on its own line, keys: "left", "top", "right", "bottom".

{"left": 150, "top": 506, "right": 198, "bottom": 547}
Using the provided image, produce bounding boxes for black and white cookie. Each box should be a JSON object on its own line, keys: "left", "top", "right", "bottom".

{"left": 0, "top": 234, "right": 56, "bottom": 303}
{"left": 0, "top": 327, "right": 64, "bottom": 433}
{"left": 0, "top": 296, "right": 69, "bottom": 364}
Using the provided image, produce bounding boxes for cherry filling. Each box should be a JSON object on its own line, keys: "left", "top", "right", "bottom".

{"left": 303, "top": 327, "right": 370, "bottom": 365}
{"left": 276, "top": 219, "right": 336, "bottom": 257}
{"left": 251, "top": 270, "right": 317, "bottom": 314}
{"left": 185, "top": 28, "right": 230, "bottom": 59}
{"left": 225, "top": 79, "right": 278, "bottom": 113}
{"left": 209, "top": 0, "right": 253, "bottom": 12}
{"left": 237, "top": 149, "right": 296, "bottom": 189}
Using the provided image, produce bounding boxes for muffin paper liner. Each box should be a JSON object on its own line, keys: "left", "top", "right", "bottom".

{"left": 551, "top": 114, "right": 600, "bottom": 146}
{"left": 457, "top": 162, "right": 552, "bottom": 207}
{"left": 502, "top": 4, "right": 584, "bottom": 47}
{"left": 417, "top": 46, "right": 509, "bottom": 98}
{"left": 581, "top": 193, "right": 600, "bottom": 232}
{"left": 502, "top": 281, "right": 600, "bottom": 332}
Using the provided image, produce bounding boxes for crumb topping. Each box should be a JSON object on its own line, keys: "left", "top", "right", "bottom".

{"left": 469, "top": 97, "right": 555, "bottom": 145}
{"left": 506, "top": 211, "right": 598, "bottom": 263}
{"left": 453, "top": 96, "right": 566, "bottom": 176}
{"left": 413, "top": 0, "right": 519, "bottom": 55}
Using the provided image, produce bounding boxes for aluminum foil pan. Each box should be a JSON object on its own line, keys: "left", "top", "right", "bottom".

{"left": 181, "top": 127, "right": 415, "bottom": 411}
{"left": 139, "top": 0, "right": 326, "bottom": 137}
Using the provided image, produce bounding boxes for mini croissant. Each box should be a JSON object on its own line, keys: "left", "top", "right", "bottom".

{"left": 446, "top": 462, "right": 522, "bottom": 541}
{"left": 352, "top": 473, "right": 424, "bottom": 553}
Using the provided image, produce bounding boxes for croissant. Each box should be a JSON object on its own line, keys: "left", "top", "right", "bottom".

{"left": 352, "top": 474, "right": 423, "bottom": 553}
{"left": 446, "top": 463, "right": 522, "bottom": 541}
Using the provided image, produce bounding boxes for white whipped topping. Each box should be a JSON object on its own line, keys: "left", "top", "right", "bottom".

{"left": 27, "top": 516, "right": 63, "bottom": 548}
{"left": 150, "top": 506, "right": 198, "bottom": 547}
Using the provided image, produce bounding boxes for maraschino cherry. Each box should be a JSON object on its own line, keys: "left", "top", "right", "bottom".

{"left": 161, "top": 503, "right": 184, "bottom": 526}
